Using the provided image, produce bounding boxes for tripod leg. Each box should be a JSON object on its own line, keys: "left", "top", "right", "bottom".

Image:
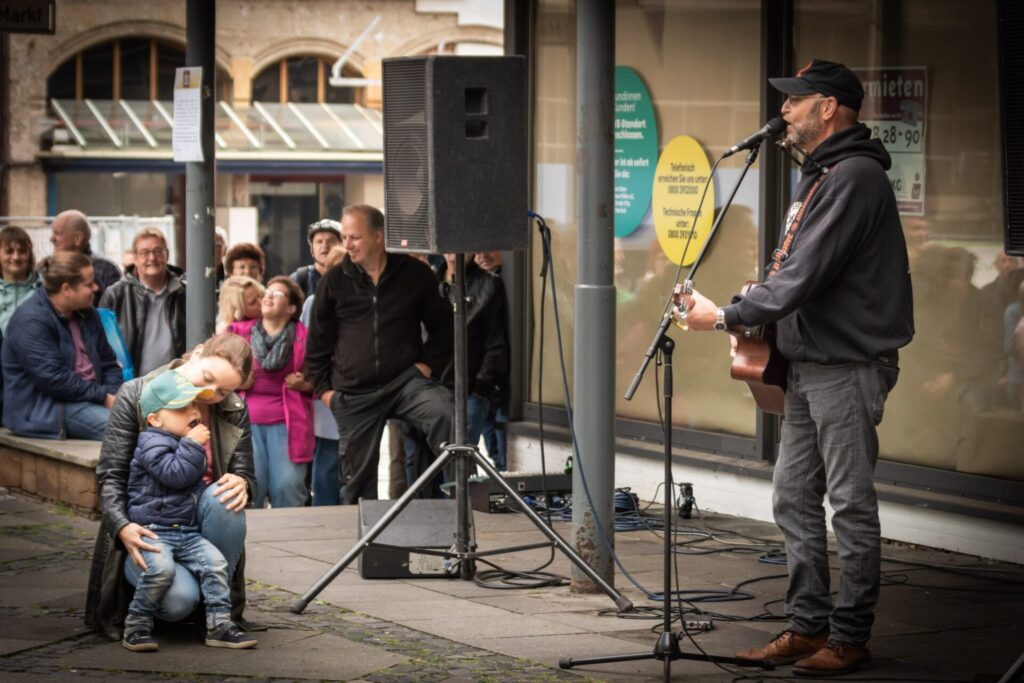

{"left": 471, "top": 450, "right": 633, "bottom": 612}
{"left": 289, "top": 447, "right": 455, "bottom": 613}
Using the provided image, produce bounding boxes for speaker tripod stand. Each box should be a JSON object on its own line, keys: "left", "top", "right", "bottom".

{"left": 290, "top": 254, "right": 633, "bottom": 615}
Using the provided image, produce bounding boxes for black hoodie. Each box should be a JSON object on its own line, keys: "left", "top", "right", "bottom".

{"left": 723, "top": 123, "right": 914, "bottom": 363}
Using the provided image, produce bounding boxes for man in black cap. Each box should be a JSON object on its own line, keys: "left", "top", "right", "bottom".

{"left": 679, "top": 59, "right": 914, "bottom": 676}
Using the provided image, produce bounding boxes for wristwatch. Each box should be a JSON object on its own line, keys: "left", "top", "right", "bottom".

{"left": 713, "top": 308, "right": 727, "bottom": 331}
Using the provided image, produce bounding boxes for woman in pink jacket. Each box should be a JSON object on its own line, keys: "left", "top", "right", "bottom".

{"left": 228, "top": 276, "right": 313, "bottom": 507}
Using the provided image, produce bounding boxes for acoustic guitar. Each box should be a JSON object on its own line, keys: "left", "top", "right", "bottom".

{"left": 673, "top": 281, "right": 787, "bottom": 415}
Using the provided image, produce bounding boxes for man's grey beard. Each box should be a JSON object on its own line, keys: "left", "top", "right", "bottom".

{"left": 784, "top": 102, "right": 824, "bottom": 149}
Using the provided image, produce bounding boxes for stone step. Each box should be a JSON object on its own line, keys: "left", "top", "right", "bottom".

{"left": 0, "top": 429, "right": 100, "bottom": 512}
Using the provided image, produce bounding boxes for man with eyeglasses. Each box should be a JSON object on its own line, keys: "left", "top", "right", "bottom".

{"left": 679, "top": 60, "right": 914, "bottom": 675}
{"left": 50, "top": 209, "right": 122, "bottom": 306}
{"left": 100, "top": 228, "right": 187, "bottom": 377}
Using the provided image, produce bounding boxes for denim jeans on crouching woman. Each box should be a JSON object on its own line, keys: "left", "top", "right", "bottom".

{"left": 123, "top": 483, "right": 246, "bottom": 623}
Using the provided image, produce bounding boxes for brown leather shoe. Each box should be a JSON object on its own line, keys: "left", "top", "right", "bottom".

{"left": 736, "top": 629, "right": 829, "bottom": 665}
{"left": 793, "top": 640, "right": 871, "bottom": 676}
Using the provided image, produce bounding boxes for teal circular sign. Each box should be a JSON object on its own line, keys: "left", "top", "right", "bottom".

{"left": 614, "top": 66, "right": 657, "bottom": 238}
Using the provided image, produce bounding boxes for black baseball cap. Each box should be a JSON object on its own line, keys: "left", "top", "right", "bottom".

{"left": 769, "top": 59, "right": 864, "bottom": 111}
{"left": 306, "top": 219, "right": 342, "bottom": 244}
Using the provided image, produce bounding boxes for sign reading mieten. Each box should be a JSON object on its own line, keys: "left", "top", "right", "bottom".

{"left": 855, "top": 66, "right": 928, "bottom": 216}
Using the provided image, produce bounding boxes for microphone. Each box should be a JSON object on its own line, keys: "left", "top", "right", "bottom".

{"left": 722, "top": 117, "right": 786, "bottom": 158}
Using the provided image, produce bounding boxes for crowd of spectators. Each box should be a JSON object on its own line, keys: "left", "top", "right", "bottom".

{"left": 1, "top": 206, "right": 512, "bottom": 511}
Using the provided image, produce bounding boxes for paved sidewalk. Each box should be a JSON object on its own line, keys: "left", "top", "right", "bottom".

{"left": 0, "top": 486, "right": 1022, "bottom": 682}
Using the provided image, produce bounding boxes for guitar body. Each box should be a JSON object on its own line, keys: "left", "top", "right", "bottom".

{"left": 730, "top": 282, "right": 788, "bottom": 415}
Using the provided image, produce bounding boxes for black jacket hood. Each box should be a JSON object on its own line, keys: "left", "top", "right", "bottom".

{"left": 804, "top": 123, "right": 891, "bottom": 174}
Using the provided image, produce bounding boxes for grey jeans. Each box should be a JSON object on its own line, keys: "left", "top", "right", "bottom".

{"left": 773, "top": 359, "right": 899, "bottom": 644}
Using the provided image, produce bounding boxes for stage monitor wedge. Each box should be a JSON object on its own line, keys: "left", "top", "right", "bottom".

{"left": 382, "top": 55, "right": 527, "bottom": 254}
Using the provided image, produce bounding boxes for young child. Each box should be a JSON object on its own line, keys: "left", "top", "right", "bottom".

{"left": 122, "top": 369, "right": 257, "bottom": 652}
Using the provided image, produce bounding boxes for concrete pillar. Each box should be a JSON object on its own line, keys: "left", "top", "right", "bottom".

{"left": 571, "top": 0, "right": 616, "bottom": 591}
{"left": 185, "top": 0, "right": 217, "bottom": 347}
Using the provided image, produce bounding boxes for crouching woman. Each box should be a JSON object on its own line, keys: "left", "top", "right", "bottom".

{"left": 85, "top": 333, "right": 260, "bottom": 641}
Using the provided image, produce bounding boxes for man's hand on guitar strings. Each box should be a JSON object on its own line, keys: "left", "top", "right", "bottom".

{"left": 674, "top": 288, "right": 718, "bottom": 331}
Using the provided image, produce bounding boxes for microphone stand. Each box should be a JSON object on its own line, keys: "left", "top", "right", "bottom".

{"left": 560, "top": 144, "right": 773, "bottom": 680}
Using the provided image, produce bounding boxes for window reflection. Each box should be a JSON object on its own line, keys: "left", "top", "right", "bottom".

{"left": 796, "top": 0, "right": 1022, "bottom": 481}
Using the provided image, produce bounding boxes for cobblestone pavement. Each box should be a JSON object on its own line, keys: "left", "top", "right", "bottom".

{"left": 0, "top": 491, "right": 595, "bottom": 682}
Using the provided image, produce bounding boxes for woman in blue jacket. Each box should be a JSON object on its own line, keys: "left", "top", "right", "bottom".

{"left": 1, "top": 251, "right": 122, "bottom": 440}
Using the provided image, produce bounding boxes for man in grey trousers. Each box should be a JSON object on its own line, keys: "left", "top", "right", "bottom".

{"left": 680, "top": 59, "right": 914, "bottom": 676}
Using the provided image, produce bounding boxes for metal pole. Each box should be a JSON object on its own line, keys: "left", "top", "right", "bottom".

{"left": 452, "top": 254, "right": 475, "bottom": 579}
{"left": 0, "top": 33, "right": 9, "bottom": 218}
{"left": 185, "top": 0, "right": 216, "bottom": 347}
{"left": 572, "top": 0, "right": 615, "bottom": 590}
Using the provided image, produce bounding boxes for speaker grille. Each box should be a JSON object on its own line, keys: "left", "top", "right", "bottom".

{"left": 384, "top": 60, "right": 431, "bottom": 251}
{"left": 382, "top": 56, "right": 527, "bottom": 254}
{"left": 1000, "top": 0, "right": 1024, "bottom": 255}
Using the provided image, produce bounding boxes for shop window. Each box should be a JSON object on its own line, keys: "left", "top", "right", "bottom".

{"left": 46, "top": 39, "right": 231, "bottom": 105}
{"left": 286, "top": 56, "right": 319, "bottom": 104}
{"left": 250, "top": 62, "right": 280, "bottom": 103}
{"left": 533, "top": 0, "right": 762, "bottom": 438}
{"left": 794, "top": 0, "right": 1022, "bottom": 482}
{"left": 47, "top": 57, "right": 76, "bottom": 101}
{"left": 81, "top": 43, "right": 114, "bottom": 100}
{"left": 120, "top": 38, "right": 151, "bottom": 100}
{"left": 251, "top": 57, "right": 359, "bottom": 105}
{"left": 155, "top": 42, "right": 185, "bottom": 101}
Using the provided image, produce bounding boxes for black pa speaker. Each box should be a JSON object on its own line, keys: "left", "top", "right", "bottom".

{"left": 382, "top": 55, "right": 527, "bottom": 254}
{"left": 999, "top": 0, "right": 1024, "bottom": 256}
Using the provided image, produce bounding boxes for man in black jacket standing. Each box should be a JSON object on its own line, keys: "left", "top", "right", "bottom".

{"left": 680, "top": 60, "right": 914, "bottom": 676}
{"left": 306, "top": 204, "right": 454, "bottom": 505}
{"left": 99, "top": 228, "right": 186, "bottom": 377}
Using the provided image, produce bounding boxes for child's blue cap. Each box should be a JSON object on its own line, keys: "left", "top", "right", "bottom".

{"left": 139, "top": 370, "right": 214, "bottom": 418}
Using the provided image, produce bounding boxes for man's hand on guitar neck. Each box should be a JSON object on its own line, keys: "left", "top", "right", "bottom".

{"left": 675, "top": 288, "right": 719, "bottom": 331}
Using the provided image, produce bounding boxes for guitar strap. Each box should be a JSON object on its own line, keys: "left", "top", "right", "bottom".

{"left": 767, "top": 169, "right": 828, "bottom": 277}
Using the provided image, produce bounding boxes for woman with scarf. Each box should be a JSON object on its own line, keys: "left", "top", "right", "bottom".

{"left": 228, "top": 276, "right": 313, "bottom": 507}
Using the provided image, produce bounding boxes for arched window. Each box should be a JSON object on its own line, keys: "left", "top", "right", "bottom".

{"left": 251, "top": 56, "right": 363, "bottom": 105}
{"left": 46, "top": 38, "right": 232, "bottom": 103}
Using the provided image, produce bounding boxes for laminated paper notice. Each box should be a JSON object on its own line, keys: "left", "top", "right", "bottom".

{"left": 173, "top": 67, "right": 203, "bottom": 162}
{"left": 855, "top": 67, "right": 927, "bottom": 216}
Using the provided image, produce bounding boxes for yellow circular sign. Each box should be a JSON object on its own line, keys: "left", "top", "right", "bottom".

{"left": 652, "top": 136, "right": 715, "bottom": 266}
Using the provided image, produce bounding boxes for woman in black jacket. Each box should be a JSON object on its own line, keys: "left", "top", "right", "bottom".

{"left": 85, "top": 333, "right": 259, "bottom": 641}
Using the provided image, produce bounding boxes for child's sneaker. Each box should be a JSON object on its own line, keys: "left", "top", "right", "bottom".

{"left": 122, "top": 629, "right": 159, "bottom": 652}
{"left": 205, "top": 623, "right": 257, "bottom": 649}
